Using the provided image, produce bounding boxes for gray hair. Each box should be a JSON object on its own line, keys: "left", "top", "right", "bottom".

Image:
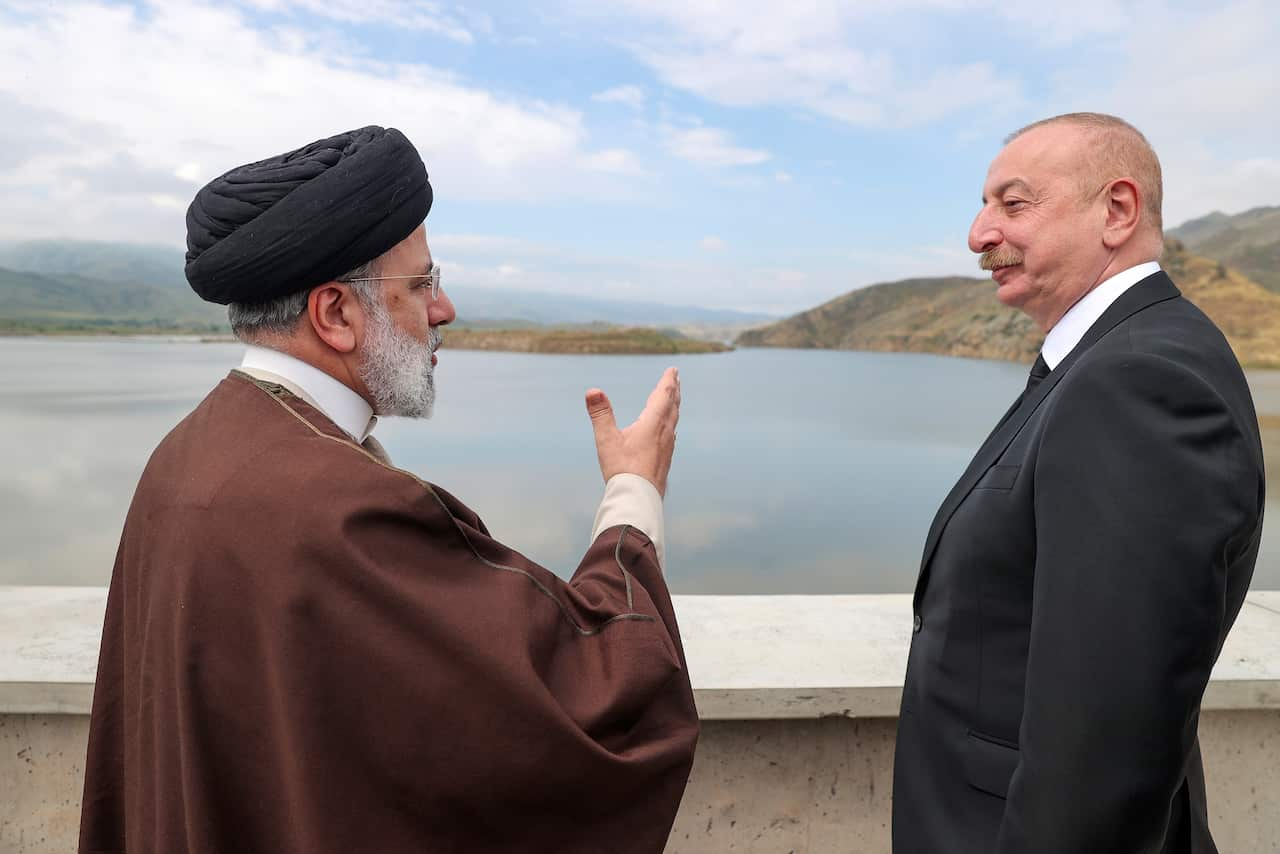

{"left": 227, "top": 258, "right": 383, "bottom": 342}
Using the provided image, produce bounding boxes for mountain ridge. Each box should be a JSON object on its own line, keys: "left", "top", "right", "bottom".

{"left": 738, "top": 240, "right": 1280, "bottom": 368}
{"left": 1169, "top": 205, "right": 1280, "bottom": 292}
{"left": 0, "top": 239, "right": 773, "bottom": 333}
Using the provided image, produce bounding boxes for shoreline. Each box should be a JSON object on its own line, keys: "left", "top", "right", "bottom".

{"left": 10, "top": 330, "right": 1280, "bottom": 369}
{"left": 9, "top": 330, "right": 1280, "bottom": 370}
{"left": 0, "top": 328, "right": 732, "bottom": 356}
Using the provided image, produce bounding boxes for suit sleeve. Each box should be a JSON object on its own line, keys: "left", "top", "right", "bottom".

{"left": 996, "top": 352, "right": 1260, "bottom": 853}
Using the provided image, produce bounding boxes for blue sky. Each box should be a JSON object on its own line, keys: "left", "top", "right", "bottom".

{"left": 0, "top": 0, "right": 1277, "bottom": 314}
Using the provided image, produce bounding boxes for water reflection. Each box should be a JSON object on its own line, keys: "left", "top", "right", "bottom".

{"left": 2, "top": 337, "right": 1277, "bottom": 592}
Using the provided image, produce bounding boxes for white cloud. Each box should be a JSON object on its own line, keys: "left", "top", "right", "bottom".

{"left": 413, "top": 228, "right": 846, "bottom": 313}
{"left": 61, "top": 152, "right": 197, "bottom": 198}
{"left": 4, "top": 0, "right": 1274, "bottom": 311}
{"left": 239, "top": 0, "right": 477, "bottom": 43}
{"left": 997, "top": 1, "right": 1131, "bottom": 44}
{"left": 147, "top": 194, "right": 189, "bottom": 211}
{"left": 699, "top": 235, "right": 725, "bottom": 250}
{"left": 591, "top": 0, "right": 1024, "bottom": 129}
{"left": 584, "top": 148, "right": 645, "bottom": 175}
{"left": 174, "top": 162, "right": 204, "bottom": 183}
{"left": 892, "top": 62, "right": 1019, "bottom": 127}
{"left": 458, "top": 7, "right": 495, "bottom": 39}
{"left": 0, "top": 1, "right": 623, "bottom": 244}
{"left": 1163, "top": 147, "right": 1280, "bottom": 227}
{"left": 591, "top": 84, "right": 646, "bottom": 110}
{"left": 663, "top": 124, "right": 770, "bottom": 167}
{"left": 0, "top": 92, "right": 114, "bottom": 171}
{"left": 1038, "top": 0, "right": 1280, "bottom": 225}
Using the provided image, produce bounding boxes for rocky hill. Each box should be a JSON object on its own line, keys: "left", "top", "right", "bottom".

{"left": 736, "top": 275, "right": 1040, "bottom": 361}
{"left": 1169, "top": 205, "right": 1280, "bottom": 292}
{"left": 738, "top": 241, "right": 1280, "bottom": 368}
{"left": 1162, "top": 239, "right": 1280, "bottom": 367}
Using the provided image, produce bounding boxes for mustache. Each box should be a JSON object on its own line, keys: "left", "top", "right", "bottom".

{"left": 428, "top": 327, "right": 443, "bottom": 352}
{"left": 979, "top": 247, "right": 1023, "bottom": 271}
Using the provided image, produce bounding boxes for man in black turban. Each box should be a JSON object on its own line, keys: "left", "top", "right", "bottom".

{"left": 79, "top": 126, "right": 699, "bottom": 854}
{"left": 184, "top": 126, "right": 432, "bottom": 306}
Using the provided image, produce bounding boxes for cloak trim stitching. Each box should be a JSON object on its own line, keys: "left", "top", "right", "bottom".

{"left": 615, "top": 527, "right": 636, "bottom": 610}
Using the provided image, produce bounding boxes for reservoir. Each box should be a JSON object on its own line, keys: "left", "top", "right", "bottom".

{"left": 4, "top": 336, "right": 1278, "bottom": 594}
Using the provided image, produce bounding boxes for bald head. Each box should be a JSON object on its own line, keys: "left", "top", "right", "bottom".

{"left": 970, "top": 113, "right": 1165, "bottom": 330}
{"left": 1008, "top": 112, "right": 1163, "bottom": 235}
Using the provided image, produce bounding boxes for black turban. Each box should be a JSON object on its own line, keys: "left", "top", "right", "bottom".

{"left": 184, "top": 126, "right": 432, "bottom": 305}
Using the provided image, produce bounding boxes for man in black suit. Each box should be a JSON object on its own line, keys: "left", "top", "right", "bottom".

{"left": 892, "top": 113, "right": 1264, "bottom": 853}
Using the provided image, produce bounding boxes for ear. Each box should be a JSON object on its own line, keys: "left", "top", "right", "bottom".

{"left": 306, "top": 282, "right": 362, "bottom": 354}
{"left": 1101, "top": 177, "right": 1142, "bottom": 250}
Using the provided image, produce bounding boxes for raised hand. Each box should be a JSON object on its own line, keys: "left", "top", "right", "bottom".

{"left": 584, "top": 367, "right": 681, "bottom": 497}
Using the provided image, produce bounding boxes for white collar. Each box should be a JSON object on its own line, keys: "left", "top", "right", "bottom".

{"left": 239, "top": 345, "right": 377, "bottom": 442}
{"left": 1041, "top": 261, "right": 1162, "bottom": 370}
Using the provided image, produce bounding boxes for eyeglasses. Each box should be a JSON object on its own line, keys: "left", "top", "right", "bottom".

{"left": 345, "top": 263, "right": 442, "bottom": 300}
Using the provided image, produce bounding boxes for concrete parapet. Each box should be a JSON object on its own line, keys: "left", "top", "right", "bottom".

{"left": 668, "top": 711, "right": 1280, "bottom": 853}
{"left": 3, "top": 587, "right": 1279, "bottom": 852}
{"left": 1, "top": 714, "right": 88, "bottom": 853}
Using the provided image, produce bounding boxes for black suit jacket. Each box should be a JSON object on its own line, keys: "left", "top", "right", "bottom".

{"left": 892, "top": 272, "right": 1264, "bottom": 854}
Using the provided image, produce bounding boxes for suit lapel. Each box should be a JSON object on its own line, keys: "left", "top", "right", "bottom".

{"left": 912, "top": 272, "right": 1181, "bottom": 609}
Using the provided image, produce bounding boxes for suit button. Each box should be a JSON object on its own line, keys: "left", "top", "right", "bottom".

{"left": 913, "top": 614, "right": 922, "bottom": 633}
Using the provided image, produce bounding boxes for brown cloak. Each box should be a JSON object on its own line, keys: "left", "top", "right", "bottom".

{"left": 79, "top": 371, "right": 699, "bottom": 853}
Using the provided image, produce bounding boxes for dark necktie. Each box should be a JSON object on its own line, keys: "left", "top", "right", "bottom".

{"left": 1026, "top": 353, "right": 1051, "bottom": 395}
{"left": 990, "top": 353, "right": 1051, "bottom": 435}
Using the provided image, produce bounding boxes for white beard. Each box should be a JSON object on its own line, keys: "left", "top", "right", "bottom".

{"left": 358, "top": 298, "right": 440, "bottom": 419}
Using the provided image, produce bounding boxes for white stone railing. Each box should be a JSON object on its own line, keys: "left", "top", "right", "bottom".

{"left": 3, "top": 587, "right": 1279, "bottom": 853}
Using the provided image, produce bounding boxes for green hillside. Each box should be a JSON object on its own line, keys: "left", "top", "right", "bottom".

{"left": 0, "top": 239, "right": 187, "bottom": 289}
{"left": 0, "top": 266, "right": 227, "bottom": 334}
{"left": 1170, "top": 206, "right": 1280, "bottom": 292}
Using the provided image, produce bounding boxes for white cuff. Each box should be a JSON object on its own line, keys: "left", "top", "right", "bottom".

{"left": 591, "top": 473, "right": 665, "bottom": 570}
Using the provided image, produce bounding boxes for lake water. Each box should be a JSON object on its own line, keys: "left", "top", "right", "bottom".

{"left": 3, "top": 336, "right": 1279, "bottom": 594}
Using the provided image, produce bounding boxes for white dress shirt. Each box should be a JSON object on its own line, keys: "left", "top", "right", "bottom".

{"left": 1041, "top": 262, "right": 1162, "bottom": 370}
{"left": 237, "top": 346, "right": 666, "bottom": 567}
{"left": 240, "top": 345, "right": 377, "bottom": 442}
{"left": 590, "top": 473, "right": 665, "bottom": 567}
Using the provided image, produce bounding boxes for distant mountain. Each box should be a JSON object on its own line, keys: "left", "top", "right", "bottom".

{"left": 0, "top": 239, "right": 188, "bottom": 290}
{"left": 444, "top": 326, "right": 731, "bottom": 355}
{"left": 451, "top": 287, "right": 772, "bottom": 329}
{"left": 738, "top": 241, "right": 1280, "bottom": 368}
{"left": 0, "top": 265, "right": 226, "bottom": 332}
{"left": 1169, "top": 206, "right": 1280, "bottom": 292}
{"left": 0, "top": 239, "right": 773, "bottom": 335}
